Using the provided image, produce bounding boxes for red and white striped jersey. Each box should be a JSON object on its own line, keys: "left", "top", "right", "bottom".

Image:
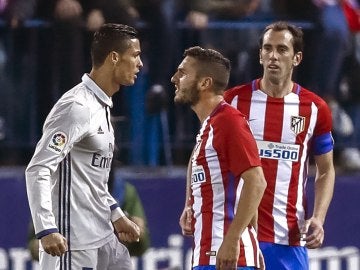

{"left": 224, "top": 79, "right": 333, "bottom": 246}
{"left": 190, "top": 101, "right": 262, "bottom": 268}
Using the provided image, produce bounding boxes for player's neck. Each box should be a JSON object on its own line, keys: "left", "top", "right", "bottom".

{"left": 260, "top": 78, "right": 294, "bottom": 98}
{"left": 192, "top": 95, "right": 224, "bottom": 124}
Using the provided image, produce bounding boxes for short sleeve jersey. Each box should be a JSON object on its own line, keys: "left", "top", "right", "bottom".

{"left": 190, "top": 101, "right": 262, "bottom": 268}
{"left": 224, "top": 79, "right": 334, "bottom": 246}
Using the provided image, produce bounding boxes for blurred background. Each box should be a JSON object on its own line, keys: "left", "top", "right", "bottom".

{"left": 0, "top": 0, "right": 360, "bottom": 269}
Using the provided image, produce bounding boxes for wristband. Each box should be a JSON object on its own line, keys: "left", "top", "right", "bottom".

{"left": 111, "top": 207, "right": 125, "bottom": 222}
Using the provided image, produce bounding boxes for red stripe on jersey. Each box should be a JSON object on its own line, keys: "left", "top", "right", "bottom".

{"left": 238, "top": 84, "right": 253, "bottom": 118}
{"left": 239, "top": 238, "right": 247, "bottom": 266}
{"left": 258, "top": 96, "right": 285, "bottom": 242}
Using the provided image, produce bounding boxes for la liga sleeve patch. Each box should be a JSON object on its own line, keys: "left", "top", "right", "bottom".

{"left": 47, "top": 131, "right": 68, "bottom": 154}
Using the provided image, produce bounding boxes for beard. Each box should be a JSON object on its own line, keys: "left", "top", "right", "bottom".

{"left": 174, "top": 82, "right": 200, "bottom": 106}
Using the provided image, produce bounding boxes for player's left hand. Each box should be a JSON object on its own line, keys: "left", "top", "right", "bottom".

{"left": 302, "top": 217, "right": 324, "bottom": 249}
{"left": 113, "top": 216, "right": 141, "bottom": 243}
{"left": 215, "top": 237, "right": 239, "bottom": 270}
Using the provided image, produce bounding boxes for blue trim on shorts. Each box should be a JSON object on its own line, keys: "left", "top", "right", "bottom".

{"left": 193, "top": 266, "right": 255, "bottom": 270}
{"left": 259, "top": 242, "right": 309, "bottom": 270}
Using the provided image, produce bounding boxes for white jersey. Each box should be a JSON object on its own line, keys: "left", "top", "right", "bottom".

{"left": 26, "top": 74, "right": 122, "bottom": 250}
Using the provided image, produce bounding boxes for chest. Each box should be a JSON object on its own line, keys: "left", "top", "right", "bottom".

{"left": 76, "top": 107, "right": 114, "bottom": 157}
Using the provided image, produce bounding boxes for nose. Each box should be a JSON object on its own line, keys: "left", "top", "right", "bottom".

{"left": 269, "top": 49, "right": 278, "bottom": 59}
{"left": 138, "top": 57, "right": 144, "bottom": 68}
{"left": 170, "top": 73, "right": 177, "bottom": 84}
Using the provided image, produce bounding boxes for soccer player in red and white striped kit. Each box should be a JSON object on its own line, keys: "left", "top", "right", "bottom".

{"left": 224, "top": 21, "right": 336, "bottom": 270}
{"left": 174, "top": 46, "right": 267, "bottom": 270}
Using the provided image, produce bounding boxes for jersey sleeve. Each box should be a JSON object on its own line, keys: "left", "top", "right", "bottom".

{"left": 213, "top": 108, "right": 261, "bottom": 177}
{"left": 107, "top": 188, "right": 126, "bottom": 221}
{"left": 312, "top": 99, "right": 334, "bottom": 155}
{"left": 25, "top": 99, "right": 90, "bottom": 238}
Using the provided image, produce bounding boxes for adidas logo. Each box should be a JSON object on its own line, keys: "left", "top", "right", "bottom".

{"left": 97, "top": 126, "right": 104, "bottom": 134}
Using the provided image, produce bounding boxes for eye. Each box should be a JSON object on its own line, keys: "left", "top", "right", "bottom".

{"left": 278, "top": 46, "right": 288, "bottom": 53}
{"left": 262, "top": 45, "right": 272, "bottom": 53}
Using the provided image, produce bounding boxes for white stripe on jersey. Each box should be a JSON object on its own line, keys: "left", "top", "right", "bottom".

{"left": 248, "top": 90, "right": 266, "bottom": 139}
{"left": 241, "top": 228, "right": 255, "bottom": 265}
{"left": 206, "top": 125, "right": 225, "bottom": 266}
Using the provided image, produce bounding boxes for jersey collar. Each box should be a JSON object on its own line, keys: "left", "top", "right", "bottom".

{"left": 252, "top": 78, "right": 301, "bottom": 95}
{"left": 82, "top": 74, "right": 113, "bottom": 108}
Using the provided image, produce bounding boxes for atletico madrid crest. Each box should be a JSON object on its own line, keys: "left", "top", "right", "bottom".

{"left": 291, "top": 116, "right": 305, "bottom": 135}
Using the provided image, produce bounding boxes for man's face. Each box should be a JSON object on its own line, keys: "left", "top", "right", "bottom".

{"left": 114, "top": 38, "right": 143, "bottom": 86}
{"left": 259, "top": 29, "right": 301, "bottom": 83}
{"left": 171, "top": 56, "right": 200, "bottom": 106}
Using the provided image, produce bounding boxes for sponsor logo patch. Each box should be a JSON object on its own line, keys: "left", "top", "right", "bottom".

{"left": 256, "top": 140, "right": 300, "bottom": 162}
{"left": 47, "top": 131, "right": 67, "bottom": 154}
{"left": 191, "top": 165, "right": 206, "bottom": 185}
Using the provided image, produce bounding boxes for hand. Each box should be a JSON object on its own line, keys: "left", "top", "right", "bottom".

{"left": 40, "top": 233, "right": 68, "bottom": 257}
{"left": 301, "top": 217, "right": 324, "bottom": 249}
{"left": 113, "top": 216, "right": 141, "bottom": 243}
{"left": 215, "top": 236, "right": 239, "bottom": 270}
{"left": 179, "top": 206, "right": 193, "bottom": 236}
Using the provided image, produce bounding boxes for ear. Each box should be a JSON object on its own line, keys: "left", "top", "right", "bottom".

{"left": 199, "top": 77, "right": 212, "bottom": 89}
{"left": 293, "top": 51, "right": 302, "bottom": 67}
{"left": 110, "top": 51, "right": 119, "bottom": 65}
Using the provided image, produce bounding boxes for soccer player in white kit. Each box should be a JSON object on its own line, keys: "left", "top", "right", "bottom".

{"left": 224, "top": 21, "right": 336, "bottom": 269}
{"left": 25, "top": 23, "right": 143, "bottom": 270}
{"left": 173, "top": 46, "right": 267, "bottom": 270}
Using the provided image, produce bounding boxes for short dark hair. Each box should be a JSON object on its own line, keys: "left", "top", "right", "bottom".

{"left": 259, "top": 21, "right": 304, "bottom": 53}
{"left": 91, "top": 23, "right": 138, "bottom": 67}
{"left": 184, "top": 46, "right": 231, "bottom": 92}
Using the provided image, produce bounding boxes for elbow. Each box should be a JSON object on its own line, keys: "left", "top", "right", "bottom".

{"left": 257, "top": 175, "right": 267, "bottom": 195}
{"left": 254, "top": 169, "right": 267, "bottom": 196}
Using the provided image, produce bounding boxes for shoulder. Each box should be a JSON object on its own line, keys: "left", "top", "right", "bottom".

{"left": 212, "top": 103, "right": 247, "bottom": 127}
{"left": 224, "top": 81, "right": 253, "bottom": 103}
{"left": 49, "top": 84, "right": 95, "bottom": 125}
{"left": 298, "top": 86, "right": 332, "bottom": 116}
{"left": 299, "top": 86, "right": 329, "bottom": 108}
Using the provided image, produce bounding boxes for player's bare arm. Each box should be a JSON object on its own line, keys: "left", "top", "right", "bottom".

{"left": 179, "top": 149, "right": 194, "bottom": 236}
{"left": 304, "top": 151, "right": 335, "bottom": 248}
{"left": 216, "top": 166, "right": 266, "bottom": 270}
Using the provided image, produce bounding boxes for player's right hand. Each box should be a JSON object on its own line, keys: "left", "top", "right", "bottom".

{"left": 179, "top": 206, "right": 193, "bottom": 236}
{"left": 113, "top": 217, "right": 141, "bottom": 243}
{"left": 41, "top": 232, "right": 68, "bottom": 257}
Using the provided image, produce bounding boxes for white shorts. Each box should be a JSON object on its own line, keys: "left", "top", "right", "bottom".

{"left": 39, "top": 234, "right": 133, "bottom": 270}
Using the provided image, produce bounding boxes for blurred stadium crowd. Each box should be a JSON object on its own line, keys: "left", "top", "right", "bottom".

{"left": 0, "top": 0, "right": 359, "bottom": 170}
